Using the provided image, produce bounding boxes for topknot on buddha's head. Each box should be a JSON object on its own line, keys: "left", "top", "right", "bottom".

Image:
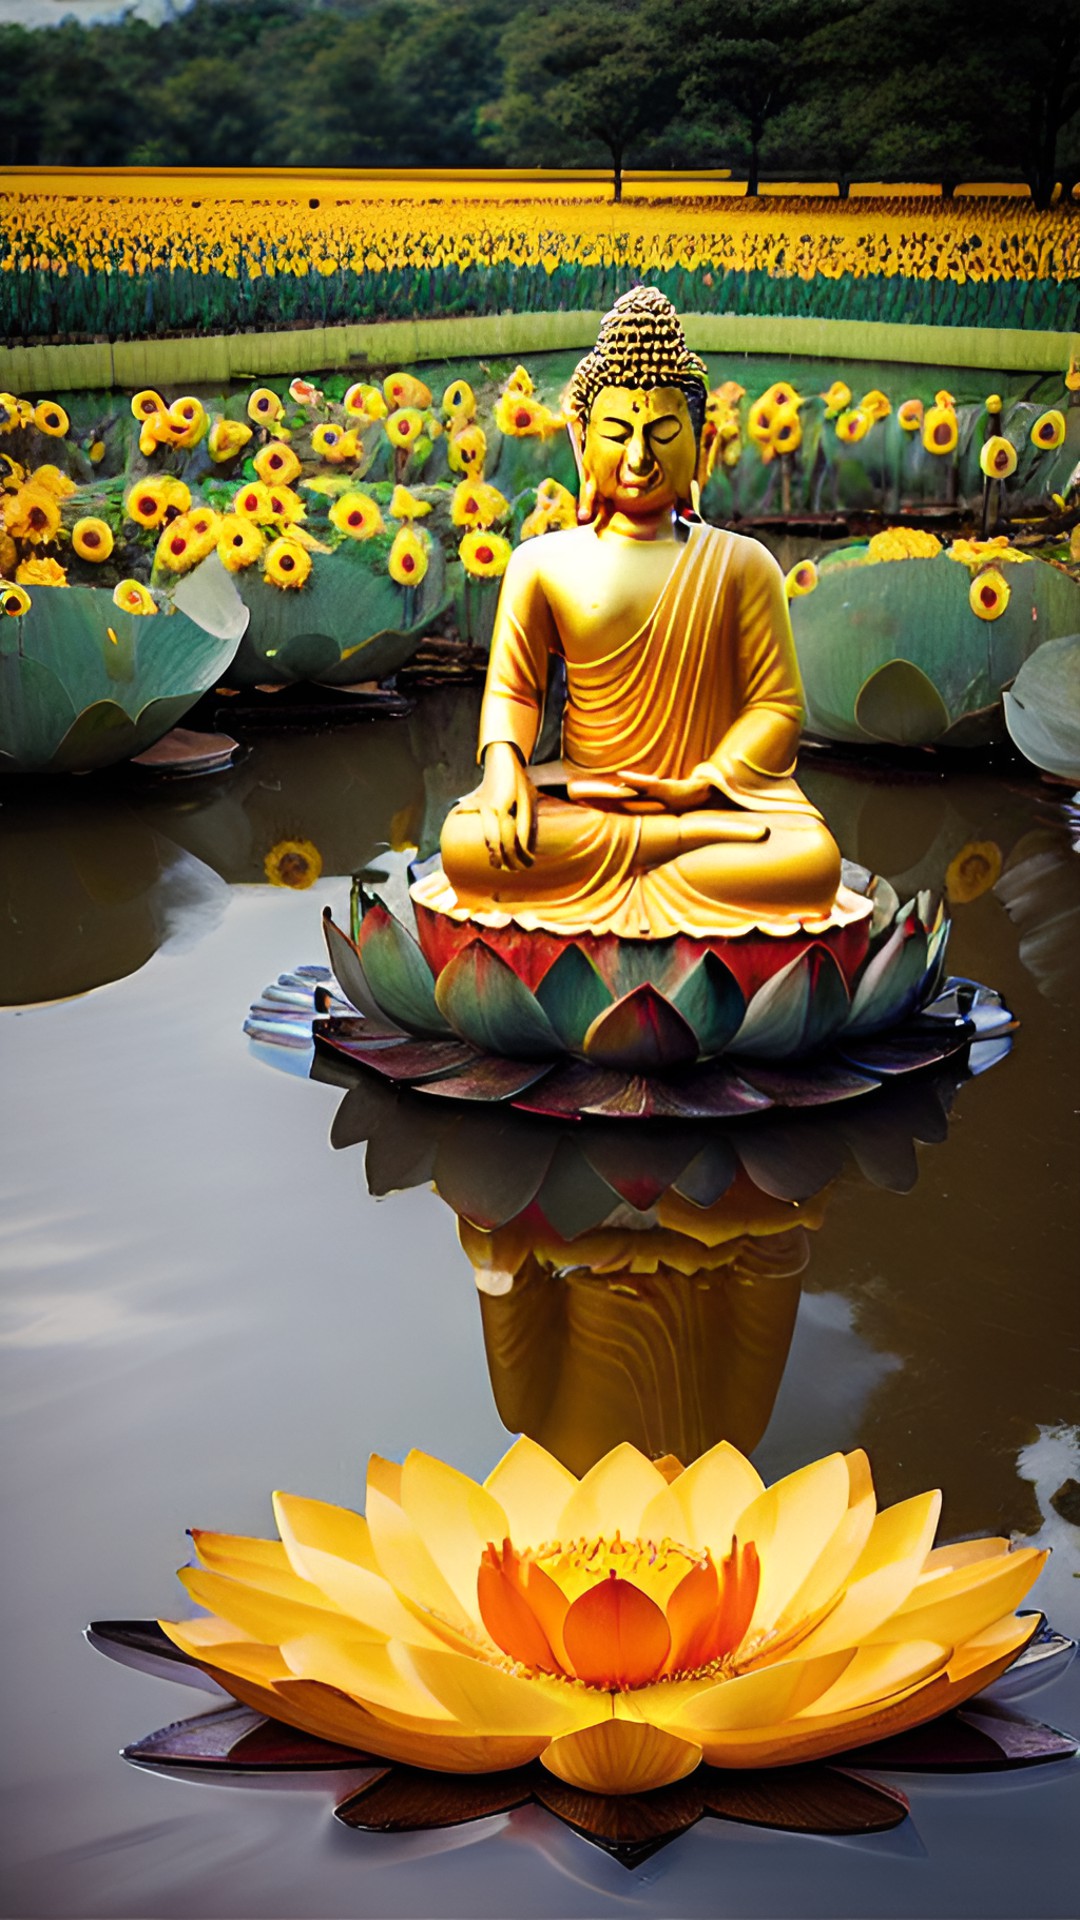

{"left": 568, "top": 287, "right": 709, "bottom": 437}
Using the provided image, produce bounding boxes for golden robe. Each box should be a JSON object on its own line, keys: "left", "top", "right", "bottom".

{"left": 415, "top": 523, "right": 870, "bottom": 939}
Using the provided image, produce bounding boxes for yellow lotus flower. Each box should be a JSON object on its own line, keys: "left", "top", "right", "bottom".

{"left": 208, "top": 417, "right": 254, "bottom": 464}
{"left": 30, "top": 463, "right": 76, "bottom": 500}
{"left": 15, "top": 555, "right": 67, "bottom": 586}
{"left": 216, "top": 515, "right": 265, "bottom": 572}
{"left": 945, "top": 840, "right": 1003, "bottom": 904}
{"left": 248, "top": 387, "right": 285, "bottom": 426}
{"left": 448, "top": 423, "right": 487, "bottom": 476}
{"left": 451, "top": 480, "right": 509, "bottom": 530}
{"left": 329, "top": 491, "right": 384, "bottom": 540}
{"left": 388, "top": 485, "right": 432, "bottom": 521}
{"left": 343, "top": 382, "right": 387, "bottom": 420}
{"left": 264, "top": 536, "right": 311, "bottom": 589}
{"left": 923, "top": 406, "right": 958, "bottom": 455}
{"left": 388, "top": 525, "right": 429, "bottom": 586}
{"left": 2, "top": 583, "right": 32, "bottom": 615}
{"left": 969, "top": 567, "right": 1010, "bottom": 620}
{"left": 264, "top": 837, "right": 323, "bottom": 888}
{"left": 162, "top": 1438, "right": 1045, "bottom": 1795}
{"left": 980, "top": 436, "right": 1017, "bottom": 479}
{"left": 112, "top": 578, "right": 156, "bottom": 613}
{"left": 6, "top": 484, "right": 60, "bottom": 544}
{"left": 866, "top": 527, "right": 943, "bottom": 562}
{"left": 125, "top": 477, "right": 171, "bottom": 528}
{"left": 785, "top": 559, "right": 818, "bottom": 597}
{"left": 1030, "top": 410, "right": 1065, "bottom": 451}
{"left": 131, "top": 389, "right": 165, "bottom": 421}
{"left": 822, "top": 381, "right": 851, "bottom": 418}
{"left": 835, "top": 408, "right": 870, "bottom": 444}
{"left": 386, "top": 408, "right": 424, "bottom": 451}
{"left": 72, "top": 516, "right": 113, "bottom": 563}
{"left": 254, "top": 442, "right": 302, "bottom": 487}
{"left": 459, "top": 529, "right": 512, "bottom": 578}
{"left": 442, "top": 378, "right": 476, "bottom": 423}
{"left": 383, "top": 372, "right": 432, "bottom": 411}
{"left": 34, "top": 400, "right": 69, "bottom": 438}
{"left": 311, "top": 424, "right": 359, "bottom": 463}
{"left": 897, "top": 399, "right": 924, "bottom": 432}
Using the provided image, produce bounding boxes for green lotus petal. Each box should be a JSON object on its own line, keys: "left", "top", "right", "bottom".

{"left": 356, "top": 900, "right": 449, "bottom": 1038}
{"left": 672, "top": 950, "right": 746, "bottom": 1056}
{"left": 0, "top": 652, "right": 76, "bottom": 769}
{"left": 731, "top": 951, "right": 815, "bottom": 1060}
{"left": 435, "top": 941, "right": 560, "bottom": 1058}
{"left": 534, "top": 945, "right": 613, "bottom": 1052}
{"left": 845, "top": 911, "right": 930, "bottom": 1037}
{"left": 798, "top": 947, "right": 853, "bottom": 1053}
{"left": 610, "top": 936, "right": 679, "bottom": 999}
{"left": 1004, "top": 634, "right": 1080, "bottom": 782}
{"left": 321, "top": 909, "right": 395, "bottom": 1024}
{"left": 582, "top": 983, "right": 698, "bottom": 1073}
{"left": 854, "top": 659, "right": 950, "bottom": 745}
{"left": 867, "top": 874, "right": 902, "bottom": 945}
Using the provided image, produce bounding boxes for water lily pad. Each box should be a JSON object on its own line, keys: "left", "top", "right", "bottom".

{"left": 1004, "top": 634, "right": 1080, "bottom": 781}
{"left": 854, "top": 660, "right": 951, "bottom": 745}
{"left": 226, "top": 535, "right": 446, "bottom": 687}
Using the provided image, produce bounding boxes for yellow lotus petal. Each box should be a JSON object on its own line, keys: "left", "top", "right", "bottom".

{"left": 695, "top": 1672, "right": 951, "bottom": 1769}
{"left": 921, "top": 1536, "right": 1009, "bottom": 1575}
{"left": 556, "top": 1442, "right": 671, "bottom": 1542}
{"left": 796, "top": 1638, "right": 949, "bottom": 1717}
{"left": 666, "top": 1650, "right": 855, "bottom": 1735}
{"left": 944, "top": 1611, "right": 1036, "bottom": 1683}
{"left": 161, "top": 1614, "right": 258, "bottom": 1654}
{"left": 542, "top": 1717, "right": 700, "bottom": 1794}
{"left": 190, "top": 1533, "right": 336, "bottom": 1607}
{"left": 365, "top": 1470, "right": 473, "bottom": 1632}
{"left": 870, "top": 1548, "right": 1047, "bottom": 1649}
{"left": 644, "top": 1438, "right": 763, "bottom": 1550}
{"left": 281, "top": 1633, "right": 455, "bottom": 1724}
{"left": 405, "top": 1641, "right": 607, "bottom": 1737}
{"left": 190, "top": 1530, "right": 298, "bottom": 1576}
{"left": 399, "top": 1450, "right": 508, "bottom": 1622}
{"left": 484, "top": 1437, "right": 579, "bottom": 1547}
{"left": 177, "top": 1566, "right": 369, "bottom": 1645}
{"left": 737, "top": 1453, "right": 851, "bottom": 1634}
{"left": 272, "top": 1677, "right": 548, "bottom": 1772}
{"left": 169, "top": 1634, "right": 291, "bottom": 1688}
{"left": 771, "top": 1451, "right": 877, "bottom": 1638}
{"left": 791, "top": 1490, "right": 941, "bottom": 1657}
{"left": 273, "top": 1492, "right": 451, "bottom": 1646}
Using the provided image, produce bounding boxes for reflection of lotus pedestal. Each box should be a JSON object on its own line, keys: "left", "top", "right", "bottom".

{"left": 313, "top": 859, "right": 998, "bottom": 1118}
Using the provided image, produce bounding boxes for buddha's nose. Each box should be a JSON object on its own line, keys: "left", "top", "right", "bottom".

{"left": 626, "top": 431, "right": 654, "bottom": 476}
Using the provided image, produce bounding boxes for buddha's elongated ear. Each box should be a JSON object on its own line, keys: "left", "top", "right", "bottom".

{"left": 566, "top": 416, "right": 597, "bottom": 524}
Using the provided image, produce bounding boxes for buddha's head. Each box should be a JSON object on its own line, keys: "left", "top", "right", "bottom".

{"left": 567, "top": 287, "right": 708, "bottom": 526}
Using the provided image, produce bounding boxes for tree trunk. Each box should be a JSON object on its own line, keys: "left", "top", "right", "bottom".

{"left": 747, "top": 130, "right": 760, "bottom": 197}
{"left": 611, "top": 151, "right": 623, "bottom": 203}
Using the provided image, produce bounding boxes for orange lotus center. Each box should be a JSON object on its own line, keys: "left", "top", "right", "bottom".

{"left": 477, "top": 1531, "right": 760, "bottom": 1691}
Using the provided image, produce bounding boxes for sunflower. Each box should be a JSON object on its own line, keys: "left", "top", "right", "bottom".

{"left": 922, "top": 405, "right": 958, "bottom": 455}
{"left": 969, "top": 567, "right": 1010, "bottom": 620}
{"left": 131, "top": 389, "right": 165, "bottom": 421}
{"left": 945, "top": 840, "right": 1003, "bottom": 904}
{"left": 494, "top": 392, "right": 554, "bottom": 437}
{"left": 329, "top": 491, "right": 383, "bottom": 540}
{"left": 505, "top": 365, "right": 535, "bottom": 398}
{"left": 520, "top": 476, "right": 578, "bottom": 539}
{"left": 866, "top": 527, "right": 943, "bottom": 562}
{"left": 763, "top": 380, "right": 799, "bottom": 410}
{"left": 155, "top": 515, "right": 214, "bottom": 574}
{"left": 265, "top": 486, "right": 306, "bottom": 526}
{"left": 167, "top": 397, "right": 208, "bottom": 447}
{"left": 859, "top": 389, "right": 891, "bottom": 422}
{"left": 1, "top": 583, "right": 32, "bottom": 615}
{"left": 112, "top": 577, "right": 157, "bottom": 614}
{"left": 15, "top": 556, "right": 67, "bottom": 586}
{"left": 897, "top": 399, "right": 924, "bottom": 432}
{"left": 72, "top": 517, "right": 113, "bottom": 563}
{"left": 441, "top": 378, "right": 476, "bottom": 423}
{"left": 821, "top": 380, "right": 851, "bottom": 418}
{"left": 125, "top": 477, "right": 171, "bottom": 528}
{"left": 33, "top": 400, "right": 69, "bottom": 438}
{"left": 343, "top": 382, "right": 387, "bottom": 420}
{"left": 186, "top": 506, "right": 220, "bottom": 541}
{"left": 0, "top": 393, "right": 20, "bottom": 434}
{"left": 451, "top": 480, "right": 509, "bottom": 530}
{"left": 388, "top": 486, "right": 432, "bottom": 521}
{"left": 263, "top": 838, "right": 323, "bottom": 889}
{"left": 29, "top": 463, "right": 76, "bottom": 500}
{"left": 745, "top": 396, "right": 777, "bottom": 446}
{"left": 216, "top": 515, "right": 265, "bottom": 572}
{"left": 448, "top": 423, "right": 487, "bottom": 476}
{"left": 6, "top": 484, "right": 60, "bottom": 544}
{"left": 459, "top": 529, "right": 512, "bottom": 579}
{"left": 88, "top": 439, "right": 106, "bottom": 465}
{"left": 138, "top": 410, "right": 179, "bottom": 457}
{"left": 164, "top": 478, "right": 192, "bottom": 515}
{"left": 383, "top": 372, "right": 432, "bottom": 410}
{"left": 835, "top": 408, "right": 870, "bottom": 444}
{"left": 254, "top": 442, "right": 303, "bottom": 486}
{"left": 985, "top": 394, "right": 1003, "bottom": 414}
{"left": 935, "top": 390, "right": 956, "bottom": 409}
{"left": 264, "top": 537, "right": 312, "bottom": 590}
{"left": 388, "top": 525, "right": 429, "bottom": 586}
{"left": 208, "top": 417, "right": 254, "bottom": 463}
{"left": 980, "top": 436, "right": 1018, "bottom": 479}
{"left": 233, "top": 482, "right": 274, "bottom": 522}
{"left": 311, "top": 424, "right": 359, "bottom": 463}
{"left": 948, "top": 535, "right": 1031, "bottom": 568}
{"left": 770, "top": 404, "right": 802, "bottom": 456}
{"left": 248, "top": 387, "right": 285, "bottom": 426}
{"left": 385, "top": 408, "right": 424, "bottom": 451}
{"left": 1030, "top": 410, "right": 1066, "bottom": 451}
{"left": 785, "top": 559, "right": 818, "bottom": 597}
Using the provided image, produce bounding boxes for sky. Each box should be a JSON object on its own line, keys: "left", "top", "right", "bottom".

{"left": 0, "top": 0, "right": 190, "bottom": 25}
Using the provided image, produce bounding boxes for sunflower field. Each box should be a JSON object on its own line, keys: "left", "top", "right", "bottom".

{"left": 2, "top": 185, "right": 1077, "bottom": 344}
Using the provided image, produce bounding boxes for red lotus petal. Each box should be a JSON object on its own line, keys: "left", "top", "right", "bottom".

{"left": 562, "top": 1574, "right": 671, "bottom": 1689}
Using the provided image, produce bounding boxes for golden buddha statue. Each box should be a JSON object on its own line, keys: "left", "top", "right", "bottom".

{"left": 414, "top": 288, "right": 869, "bottom": 942}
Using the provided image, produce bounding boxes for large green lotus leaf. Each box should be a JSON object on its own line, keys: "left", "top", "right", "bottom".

{"left": 0, "top": 588, "right": 240, "bottom": 771}
{"left": 355, "top": 901, "right": 449, "bottom": 1038}
{"left": 0, "top": 651, "right": 76, "bottom": 770}
{"left": 672, "top": 951, "right": 746, "bottom": 1055}
{"left": 854, "top": 660, "right": 951, "bottom": 745}
{"left": 534, "top": 945, "right": 613, "bottom": 1053}
{"left": 791, "top": 553, "right": 1080, "bottom": 745}
{"left": 1004, "top": 634, "right": 1080, "bottom": 782}
{"left": 436, "top": 942, "right": 560, "bottom": 1058}
{"left": 227, "top": 537, "right": 446, "bottom": 687}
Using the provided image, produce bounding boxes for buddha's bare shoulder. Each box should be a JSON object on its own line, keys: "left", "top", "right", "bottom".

{"left": 500, "top": 523, "right": 593, "bottom": 594}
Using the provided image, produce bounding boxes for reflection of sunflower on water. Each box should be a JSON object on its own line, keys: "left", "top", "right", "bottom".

{"left": 263, "top": 838, "right": 323, "bottom": 889}
{"left": 945, "top": 840, "right": 1003, "bottom": 904}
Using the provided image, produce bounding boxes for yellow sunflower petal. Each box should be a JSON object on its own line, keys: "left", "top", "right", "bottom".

{"left": 398, "top": 1451, "right": 508, "bottom": 1622}
{"left": 542, "top": 1717, "right": 700, "bottom": 1794}
{"left": 791, "top": 1490, "right": 942, "bottom": 1657}
{"left": 556, "top": 1442, "right": 670, "bottom": 1542}
{"left": 483, "top": 1437, "right": 578, "bottom": 1547}
{"left": 643, "top": 1438, "right": 764, "bottom": 1549}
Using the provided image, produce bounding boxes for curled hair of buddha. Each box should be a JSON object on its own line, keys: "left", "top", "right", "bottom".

{"left": 567, "top": 286, "right": 709, "bottom": 439}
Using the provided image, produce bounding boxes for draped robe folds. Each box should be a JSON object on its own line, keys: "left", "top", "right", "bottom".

{"left": 413, "top": 522, "right": 871, "bottom": 940}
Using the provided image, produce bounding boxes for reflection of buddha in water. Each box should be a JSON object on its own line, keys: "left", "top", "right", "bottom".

{"left": 415, "top": 288, "right": 868, "bottom": 941}
{"left": 462, "top": 1169, "right": 827, "bottom": 1477}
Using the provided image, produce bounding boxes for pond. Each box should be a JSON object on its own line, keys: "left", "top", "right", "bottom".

{"left": 1, "top": 692, "right": 1078, "bottom": 1917}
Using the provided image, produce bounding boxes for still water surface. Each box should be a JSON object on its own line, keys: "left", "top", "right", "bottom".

{"left": 1, "top": 695, "right": 1078, "bottom": 1916}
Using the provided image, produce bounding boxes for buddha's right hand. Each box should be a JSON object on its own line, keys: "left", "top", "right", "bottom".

{"left": 478, "top": 741, "right": 535, "bottom": 871}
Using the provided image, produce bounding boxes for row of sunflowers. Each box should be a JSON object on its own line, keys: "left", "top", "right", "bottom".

{"left": 3, "top": 192, "right": 1076, "bottom": 342}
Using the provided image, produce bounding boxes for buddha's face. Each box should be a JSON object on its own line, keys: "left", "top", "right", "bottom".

{"left": 582, "top": 384, "right": 696, "bottom": 519}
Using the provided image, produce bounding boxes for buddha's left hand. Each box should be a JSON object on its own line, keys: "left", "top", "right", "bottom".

{"left": 616, "top": 771, "right": 714, "bottom": 812}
